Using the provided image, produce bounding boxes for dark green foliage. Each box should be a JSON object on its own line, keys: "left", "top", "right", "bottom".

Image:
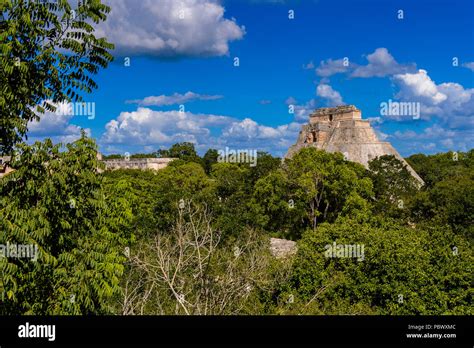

{"left": 152, "top": 162, "right": 216, "bottom": 232}
{"left": 102, "top": 169, "right": 156, "bottom": 240}
{"left": 406, "top": 150, "right": 473, "bottom": 188}
{"left": 409, "top": 173, "right": 474, "bottom": 242}
{"left": 102, "top": 144, "right": 472, "bottom": 315}
{"left": 247, "top": 152, "right": 281, "bottom": 185}
{"left": 284, "top": 148, "right": 373, "bottom": 231}
{"left": 0, "top": 133, "right": 131, "bottom": 314}
{"left": 210, "top": 162, "right": 253, "bottom": 238}
{"left": 157, "top": 142, "right": 202, "bottom": 165}
{"left": 283, "top": 218, "right": 472, "bottom": 314}
{"left": 250, "top": 169, "right": 306, "bottom": 239}
{"left": 368, "top": 155, "right": 418, "bottom": 216}
{"left": 102, "top": 154, "right": 124, "bottom": 159}
{"left": 202, "top": 148, "right": 219, "bottom": 174}
{"left": 405, "top": 150, "right": 473, "bottom": 241}
{"left": 0, "top": 0, "right": 114, "bottom": 154}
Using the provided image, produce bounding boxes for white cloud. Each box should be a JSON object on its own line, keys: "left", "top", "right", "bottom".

{"left": 126, "top": 92, "right": 223, "bottom": 106}
{"left": 393, "top": 69, "right": 447, "bottom": 105}
{"left": 221, "top": 118, "right": 301, "bottom": 154}
{"left": 102, "top": 108, "right": 235, "bottom": 146}
{"left": 316, "top": 83, "right": 343, "bottom": 106}
{"left": 392, "top": 69, "right": 474, "bottom": 128}
{"left": 314, "top": 48, "right": 415, "bottom": 78}
{"left": 394, "top": 125, "right": 456, "bottom": 140}
{"left": 367, "top": 116, "right": 384, "bottom": 125}
{"left": 285, "top": 97, "right": 317, "bottom": 121}
{"left": 96, "top": 0, "right": 245, "bottom": 57}
{"left": 392, "top": 124, "right": 472, "bottom": 154}
{"left": 315, "top": 58, "right": 350, "bottom": 77}
{"left": 463, "top": 62, "right": 474, "bottom": 72}
{"left": 222, "top": 118, "right": 279, "bottom": 140}
{"left": 351, "top": 48, "right": 416, "bottom": 78}
{"left": 27, "top": 105, "right": 90, "bottom": 144}
{"left": 100, "top": 107, "right": 301, "bottom": 156}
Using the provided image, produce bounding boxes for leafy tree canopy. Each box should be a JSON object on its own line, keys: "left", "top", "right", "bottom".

{"left": 283, "top": 218, "right": 472, "bottom": 315}
{"left": 0, "top": 0, "right": 114, "bottom": 154}
{"left": 0, "top": 133, "right": 131, "bottom": 314}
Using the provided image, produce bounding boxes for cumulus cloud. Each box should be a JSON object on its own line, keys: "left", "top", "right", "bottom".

{"left": 393, "top": 69, "right": 447, "bottom": 105}
{"left": 221, "top": 118, "right": 302, "bottom": 152}
{"left": 223, "top": 118, "right": 280, "bottom": 140}
{"left": 96, "top": 0, "right": 245, "bottom": 57}
{"left": 285, "top": 97, "right": 317, "bottom": 121}
{"left": 314, "top": 48, "right": 415, "bottom": 78}
{"left": 315, "top": 58, "right": 350, "bottom": 77}
{"left": 126, "top": 92, "right": 223, "bottom": 106}
{"left": 100, "top": 107, "right": 300, "bottom": 155}
{"left": 392, "top": 124, "right": 472, "bottom": 153}
{"left": 351, "top": 48, "right": 416, "bottom": 78}
{"left": 367, "top": 116, "right": 384, "bottom": 125}
{"left": 102, "top": 108, "right": 234, "bottom": 145}
{"left": 463, "top": 62, "right": 474, "bottom": 72}
{"left": 28, "top": 108, "right": 90, "bottom": 144}
{"left": 316, "top": 83, "right": 344, "bottom": 106}
{"left": 392, "top": 69, "right": 474, "bottom": 128}
{"left": 394, "top": 125, "right": 455, "bottom": 140}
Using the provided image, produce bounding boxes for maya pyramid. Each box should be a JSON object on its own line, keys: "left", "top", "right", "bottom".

{"left": 285, "top": 105, "right": 424, "bottom": 185}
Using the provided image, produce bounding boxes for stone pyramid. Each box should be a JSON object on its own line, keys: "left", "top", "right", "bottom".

{"left": 285, "top": 105, "right": 424, "bottom": 185}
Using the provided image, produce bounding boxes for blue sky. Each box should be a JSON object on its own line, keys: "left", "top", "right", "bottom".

{"left": 29, "top": 0, "right": 474, "bottom": 157}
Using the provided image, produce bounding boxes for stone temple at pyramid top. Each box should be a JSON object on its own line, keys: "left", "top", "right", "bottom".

{"left": 285, "top": 105, "right": 424, "bottom": 185}
{"left": 309, "top": 105, "right": 361, "bottom": 123}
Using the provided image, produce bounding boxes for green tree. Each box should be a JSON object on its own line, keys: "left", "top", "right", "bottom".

{"left": 157, "top": 142, "right": 202, "bottom": 165}
{"left": 103, "top": 169, "right": 160, "bottom": 239}
{"left": 202, "top": 148, "right": 219, "bottom": 174}
{"left": 406, "top": 150, "right": 473, "bottom": 240}
{"left": 406, "top": 150, "right": 473, "bottom": 188}
{"left": 251, "top": 169, "right": 306, "bottom": 239}
{"left": 0, "top": 133, "right": 131, "bottom": 314}
{"left": 210, "top": 162, "right": 254, "bottom": 238}
{"left": 283, "top": 148, "right": 373, "bottom": 230}
{"left": 152, "top": 162, "right": 216, "bottom": 231}
{"left": 102, "top": 154, "right": 123, "bottom": 160}
{"left": 282, "top": 218, "right": 472, "bottom": 315}
{"left": 247, "top": 152, "right": 281, "bottom": 186}
{"left": 0, "top": 0, "right": 114, "bottom": 154}
{"left": 368, "top": 155, "right": 418, "bottom": 215}
{"left": 409, "top": 174, "right": 474, "bottom": 242}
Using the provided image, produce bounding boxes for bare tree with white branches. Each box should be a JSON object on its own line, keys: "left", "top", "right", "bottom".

{"left": 119, "top": 201, "right": 277, "bottom": 315}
